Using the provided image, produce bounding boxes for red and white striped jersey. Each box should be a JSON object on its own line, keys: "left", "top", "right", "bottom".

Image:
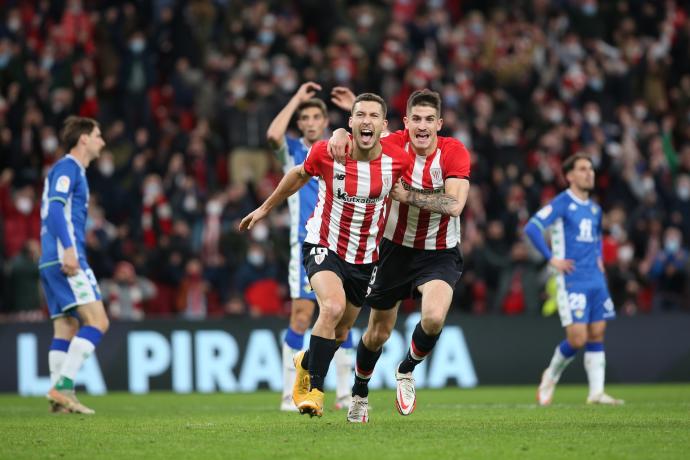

{"left": 303, "top": 140, "right": 409, "bottom": 264}
{"left": 382, "top": 130, "right": 471, "bottom": 250}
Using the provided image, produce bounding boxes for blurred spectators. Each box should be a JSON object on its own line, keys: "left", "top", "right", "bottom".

{"left": 2, "top": 0, "right": 690, "bottom": 319}
{"left": 101, "top": 261, "right": 156, "bottom": 320}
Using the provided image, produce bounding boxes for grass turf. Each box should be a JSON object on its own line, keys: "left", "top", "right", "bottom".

{"left": 1, "top": 384, "right": 688, "bottom": 459}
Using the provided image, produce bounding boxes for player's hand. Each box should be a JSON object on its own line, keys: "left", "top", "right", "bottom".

{"left": 294, "top": 81, "right": 322, "bottom": 103}
{"left": 239, "top": 207, "right": 268, "bottom": 232}
{"left": 61, "top": 247, "right": 80, "bottom": 277}
{"left": 331, "top": 86, "right": 356, "bottom": 111}
{"left": 549, "top": 257, "right": 574, "bottom": 274}
{"left": 327, "top": 129, "right": 352, "bottom": 165}
{"left": 390, "top": 178, "right": 410, "bottom": 203}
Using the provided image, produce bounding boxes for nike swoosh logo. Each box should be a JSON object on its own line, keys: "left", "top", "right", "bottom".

{"left": 398, "top": 386, "right": 410, "bottom": 411}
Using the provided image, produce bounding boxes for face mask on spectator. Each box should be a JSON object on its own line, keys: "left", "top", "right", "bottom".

{"left": 130, "top": 39, "right": 145, "bottom": 54}
{"left": 247, "top": 250, "right": 265, "bottom": 267}
{"left": 588, "top": 78, "right": 603, "bottom": 91}
{"left": 618, "top": 245, "right": 633, "bottom": 263}
{"left": 279, "top": 77, "right": 297, "bottom": 92}
{"left": 610, "top": 223, "right": 624, "bottom": 240}
{"left": 358, "top": 12, "right": 374, "bottom": 28}
{"left": 0, "top": 52, "right": 10, "bottom": 69}
{"left": 677, "top": 185, "right": 690, "bottom": 201}
{"left": 251, "top": 223, "right": 269, "bottom": 242}
{"left": 206, "top": 200, "right": 222, "bottom": 216}
{"left": 665, "top": 238, "right": 680, "bottom": 254}
{"left": 258, "top": 30, "right": 275, "bottom": 45}
{"left": 7, "top": 17, "right": 20, "bottom": 32}
{"left": 581, "top": 3, "right": 597, "bottom": 16}
{"left": 334, "top": 66, "right": 351, "bottom": 83}
{"left": 42, "top": 136, "right": 58, "bottom": 153}
{"left": 633, "top": 105, "right": 647, "bottom": 120}
{"left": 183, "top": 194, "right": 197, "bottom": 211}
{"left": 547, "top": 108, "right": 563, "bottom": 124}
{"left": 585, "top": 110, "right": 601, "bottom": 125}
{"left": 144, "top": 182, "right": 161, "bottom": 199}
{"left": 15, "top": 196, "right": 33, "bottom": 215}
{"left": 99, "top": 159, "right": 114, "bottom": 177}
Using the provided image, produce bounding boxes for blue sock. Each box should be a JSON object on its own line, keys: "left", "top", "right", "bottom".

{"left": 284, "top": 327, "right": 304, "bottom": 350}
{"left": 50, "top": 338, "right": 70, "bottom": 352}
{"left": 585, "top": 342, "right": 604, "bottom": 352}
{"left": 559, "top": 339, "right": 578, "bottom": 358}
{"left": 341, "top": 330, "right": 353, "bottom": 349}
{"left": 77, "top": 325, "right": 103, "bottom": 347}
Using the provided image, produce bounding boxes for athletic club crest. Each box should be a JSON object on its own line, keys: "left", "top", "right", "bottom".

{"left": 315, "top": 253, "right": 325, "bottom": 265}
{"left": 431, "top": 168, "right": 442, "bottom": 183}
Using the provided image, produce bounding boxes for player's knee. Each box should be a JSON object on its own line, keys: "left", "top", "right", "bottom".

{"left": 88, "top": 315, "right": 110, "bottom": 334}
{"left": 367, "top": 327, "right": 391, "bottom": 349}
{"left": 421, "top": 313, "right": 445, "bottom": 335}
{"left": 568, "top": 335, "right": 587, "bottom": 349}
{"left": 318, "top": 298, "right": 345, "bottom": 323}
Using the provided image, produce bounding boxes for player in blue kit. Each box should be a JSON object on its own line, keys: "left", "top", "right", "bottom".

{"left": 40, "top": 116, "right": 110, "bottom": 414}
{"left": 524, "top": 154, "right": 623, "bottom": 406}
{"left": 266, "top": 82, "right": 354, "bottom": 411}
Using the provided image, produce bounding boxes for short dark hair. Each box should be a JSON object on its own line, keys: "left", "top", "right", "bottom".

{"left": 297, "top": 98, "right": 327, "bottom": 118}
{"left": 352, "top": 93, "right": 387, "bottom": 118}
{"left": 562, "top": 153, "right": 593, "bottom": 176}
{"left": 61, "top": 116, "right": 99, "bottom": 151}
{"left": 406, "top": 89, "right": 441, "bottom": 116}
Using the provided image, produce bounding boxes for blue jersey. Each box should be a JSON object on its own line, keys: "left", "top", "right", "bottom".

{"left": 39, "top": 155, "right": 90, "bottom": 267}
{"left": 529, "top": 190, "right": 603, "bottom": 283}
{"left": 276, "top": 136, "right": 319, "bottom": 244}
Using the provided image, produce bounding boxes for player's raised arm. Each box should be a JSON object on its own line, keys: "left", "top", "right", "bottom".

{"left": 267, "top": 82, "right": 322, "bottom": 154}
{"left": 330, "top": 86, "right": 356, "bottom": 111}
{"left": 239, "top": 164, "right": 312, "bottom": 231}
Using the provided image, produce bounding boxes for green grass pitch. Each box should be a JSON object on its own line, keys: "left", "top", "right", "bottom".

{"left": 1, "top": 384, "right": 688, "bottom": 459}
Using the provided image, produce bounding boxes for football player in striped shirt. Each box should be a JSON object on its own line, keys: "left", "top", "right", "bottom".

{"left": 266, "top": 81, "right": 355, "bottom": 412}
{"left": 329, "top": 89, "right": 470, "bottom": 422}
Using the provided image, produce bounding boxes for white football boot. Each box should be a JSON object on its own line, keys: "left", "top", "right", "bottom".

{"left": 587, "top": 393, "right": 625, "bottom": 405}
{"left": 537, "top": 369, "right": 557, "bottom": 406}
{"left": 395, "top": 365, "right": 416, "bottom": 415}
{"left": 347, "top": 395, "right": 369, "bottom": 423}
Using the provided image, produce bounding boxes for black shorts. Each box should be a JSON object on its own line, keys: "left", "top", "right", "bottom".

{"left": 365, "top": 238, "right": 464, "bottom": 310}
{"left": 302, "top": 243, "right": 374, "bottom": 307}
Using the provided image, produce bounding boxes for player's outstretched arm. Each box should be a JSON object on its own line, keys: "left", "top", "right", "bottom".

{"left": 391, "top": 178, "right": 469, "bottom": 217}
{"left": 267, "top": 81, "right": 322, "bottom": 153}
{"left": 238, "top": 165, "right": 312, "bottom": 231}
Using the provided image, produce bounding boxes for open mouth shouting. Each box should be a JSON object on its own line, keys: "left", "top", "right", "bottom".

{"left": 360, "top": 128, "right": 374, "bottom": 145}
{"left": 414, "top": 131, "right": 431, "bottom": 144}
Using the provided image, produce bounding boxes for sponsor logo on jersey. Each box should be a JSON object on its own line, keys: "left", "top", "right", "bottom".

{"left": 335, "top": 189, "right": 383, "bottom": 204}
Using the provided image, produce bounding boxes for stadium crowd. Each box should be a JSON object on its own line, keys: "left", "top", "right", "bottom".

{"left": 1, "top": 0, "right": 690, "bottom": 321}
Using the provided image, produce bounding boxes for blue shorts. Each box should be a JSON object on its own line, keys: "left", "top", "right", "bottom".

{"left": 288, "top": 242, "right": 316, "bottom": 301}
{"left": 39, "top": 260, "right": 102, "bottom": 319}
{"left": 555, "top": 276, "right": 616, "bottom": 327}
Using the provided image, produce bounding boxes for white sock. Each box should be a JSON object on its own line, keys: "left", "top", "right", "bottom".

{"left": 49, "top": 350, "right": 67, "bottom": 386}
{"left": 282, "top": 342, "right": 298, "bottom": 400}
{"left": 584, "top": 351, "right": 606, "bottom": 397}
{"left": 334, "top": 347, "right": 353, "bottom": 400}
{"left": 59, "top": 336, "right": 96, "bottom": 380}
{"left": 547, "top": 346, "right": 575, "bottom": 381}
